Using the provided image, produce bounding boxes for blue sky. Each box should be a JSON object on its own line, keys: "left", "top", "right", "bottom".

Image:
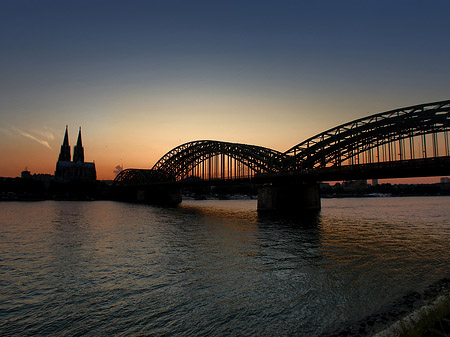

{"left": 1, "top": 0, "right": 449, "bottom": 179}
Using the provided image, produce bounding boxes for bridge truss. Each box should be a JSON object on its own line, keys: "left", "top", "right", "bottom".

{"left": 284, "top": 100, "right": 450, "bottom": 170}
{"left": 115, "top": 140, "right": 286, "bottom": 184}
{"left": 114, "top": 100, "right": 450, "bottom": 185}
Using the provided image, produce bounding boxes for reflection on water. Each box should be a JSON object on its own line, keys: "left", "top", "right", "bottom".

{"left": 0, "top": 197, "right": 449, "bottom": 336}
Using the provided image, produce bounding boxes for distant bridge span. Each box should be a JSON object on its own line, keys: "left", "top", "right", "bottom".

{"left": 284, "top": 99, "right": 450, "bottom": 170}
{"left": 114, "top": 100, "right": 450, "bottom": 210}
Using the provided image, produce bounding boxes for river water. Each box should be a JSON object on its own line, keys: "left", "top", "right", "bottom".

{"left": 1, "top": 197, "right": 449, "bottom": 336}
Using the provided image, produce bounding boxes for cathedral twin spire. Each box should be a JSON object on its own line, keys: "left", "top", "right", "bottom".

{"left": 57, "top": 126, "right": 84, "bottom": 163}
{"left": 58, "top": 125, "right": 71, "bottom": 162}
{"left": 73, "top": 127, "right": 84, "bottom": 162}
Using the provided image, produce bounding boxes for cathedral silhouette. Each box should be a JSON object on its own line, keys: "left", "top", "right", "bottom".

{"left": 55, "top": 126, "right": 96, "bottom": 182}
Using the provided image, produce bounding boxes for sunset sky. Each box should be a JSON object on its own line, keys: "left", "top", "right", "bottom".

{"left": 1, "top": 0, "right": 449, "bottom": 181}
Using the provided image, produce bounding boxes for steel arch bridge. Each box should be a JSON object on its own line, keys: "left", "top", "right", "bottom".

{"left": 114, "top": 140, "right": 287, "bottom": 184}
{"left": 284, "top": 99, "right": 450, "bottom": 171}
{"left": 114, "top": 99, "right": 450, "bottom": 185}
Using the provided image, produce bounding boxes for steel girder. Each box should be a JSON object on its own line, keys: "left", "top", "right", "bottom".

{"left": 152, "top": 140, "right": 286, "bottom": 180}
{"left": 114, "top": 100, "right": 450, "bottom": 185}
{"left": 114, "top": 168, "right": 172, "bottom": 185}
{"left": 283, "top": 100, "right": 450, "bottom": 170}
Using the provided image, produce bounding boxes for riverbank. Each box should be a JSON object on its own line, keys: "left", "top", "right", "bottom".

{"left": 329, "top": 278, "right": 450, "bottom": 336}
{"left": 375, "top": 291, "right": 450, "bottom": 337}
{"left": 2, "top": 175, "right": 450, "bottom": 202}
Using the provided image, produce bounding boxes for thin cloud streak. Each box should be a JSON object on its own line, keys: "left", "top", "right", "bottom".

{"left": 32, "top": 128, "right": 55, "bottom": 141}
{"left": 12, "top": 126, "right": 53, "bottom": 150}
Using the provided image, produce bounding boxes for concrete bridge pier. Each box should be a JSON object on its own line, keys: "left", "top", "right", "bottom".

{"left": 257, "top": 182, "right": 321, "bottom": 212}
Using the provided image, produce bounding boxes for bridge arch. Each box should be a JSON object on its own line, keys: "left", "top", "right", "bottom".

{"left": 114, "top": 168, "right": 172, "bottom": 185}
{"left": 114, "top": 100, "right": 450, "bottom": 186}
{"left": 151, "top": 140, "right": 286, "bottom": 181}
{"left": 284, "top": 100, "right": 450, "bottom": 170}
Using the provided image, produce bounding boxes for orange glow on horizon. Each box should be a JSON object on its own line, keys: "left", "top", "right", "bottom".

{"left": 1, "top": 99, "right": 449, "bottom": 182}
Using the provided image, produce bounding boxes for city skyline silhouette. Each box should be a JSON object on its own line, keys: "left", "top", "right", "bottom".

{"left": 1, "top": 1, "right": 449, "bottom": 181}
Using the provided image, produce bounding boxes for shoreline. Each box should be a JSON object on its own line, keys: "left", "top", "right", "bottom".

{"left": 375, "top": 292, "right": 450, "bottom": 337}
{"left": 2, "top": 192, "right": 450, "bottom": 202}
{"left": 328, "top": 277, "right": 450, "bottom": 336}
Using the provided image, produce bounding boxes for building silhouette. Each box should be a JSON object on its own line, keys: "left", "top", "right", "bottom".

{"left": 55, "top": 126, "right": 96, "bottom": 182}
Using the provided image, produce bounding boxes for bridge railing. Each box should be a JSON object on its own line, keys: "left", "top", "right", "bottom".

{"left": 283, "top": 100, "right": 450, "bottom": 170}
{"left": 114, "top": 100, "right": 450, "bottom": 186}
{"left": 174, "top": 153, "right": 260, "bottom": 181}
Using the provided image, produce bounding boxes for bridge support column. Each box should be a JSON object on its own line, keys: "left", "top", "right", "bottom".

{"left": 257, "top": 182, "right": 321, "bottom": 212}
{"left": 136, "top": 186, "right": 182, "bottom": 205}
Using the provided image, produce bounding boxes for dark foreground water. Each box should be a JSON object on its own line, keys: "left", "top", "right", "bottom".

{"left": 1, "top": 197, "right": 449, "bottom": 336}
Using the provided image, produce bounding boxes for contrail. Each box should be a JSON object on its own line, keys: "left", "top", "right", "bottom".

{"left": 12, "top": 126, "right": 53, "bottom": 150}
{"left": 32, "top": 128, "right": 55, "bottom": 141}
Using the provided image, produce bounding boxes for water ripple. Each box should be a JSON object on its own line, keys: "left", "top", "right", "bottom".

{"left": 0, "top": 197, "right": 449, "bottom": 336}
